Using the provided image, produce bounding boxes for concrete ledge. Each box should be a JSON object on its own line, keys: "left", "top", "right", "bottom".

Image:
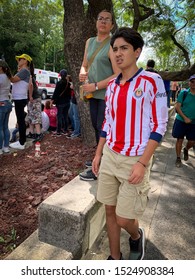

{"left": 38, "top": 175, "right": 105, "bottom": 259}
{"left": 6, "top": 230, "right": 73, "bottom": 260}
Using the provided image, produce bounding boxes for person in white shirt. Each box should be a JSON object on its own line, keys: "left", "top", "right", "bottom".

{"left": 10, "top": 53, "right": 32, "bottom": 150}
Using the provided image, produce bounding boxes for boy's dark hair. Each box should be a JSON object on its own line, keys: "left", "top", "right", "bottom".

{"left": 147, "top": 59, "right": 155, "bottom": 68}
{"left": 110, "top": 27, "right": 144, "bottom": 50}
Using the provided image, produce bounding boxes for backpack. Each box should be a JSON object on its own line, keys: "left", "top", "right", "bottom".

{"left": 175, "top": 90, "right": 188, "bottom": 113}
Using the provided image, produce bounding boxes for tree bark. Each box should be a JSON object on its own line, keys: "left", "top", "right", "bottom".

{"left": 158, "top": 63, "right": 195, "bottom": 81}
{"left": 63, "top": 0, "right": 114, "bottom": 146}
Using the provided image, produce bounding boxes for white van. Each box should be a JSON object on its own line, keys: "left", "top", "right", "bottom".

{"left": 34, "top": 68, "right": 60, "bottom": 99}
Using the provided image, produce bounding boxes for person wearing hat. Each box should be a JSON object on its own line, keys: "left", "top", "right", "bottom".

{"left": 51, "top": 69, "right": 71, "bottom": 136}
{"left": 9, "top": 53, "right": 32, "bottom": 150}
{"left": 0, "top": 60, "right": 12, "bottom": 154}
{"left": 172, "top": 74, "right": 195, "bottom": 167}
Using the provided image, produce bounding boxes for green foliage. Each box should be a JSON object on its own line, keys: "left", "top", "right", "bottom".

{"left": 112, "top": 0, "right": 194, "bottom": 69}
{"left": 0, "top": 0, "right": 65, "bottom": 72}
{"left": 0, "top": 227, "right": 18, "bottom": 254}
{"left": 0, "top": 0, "right": 194, "bottom": 73}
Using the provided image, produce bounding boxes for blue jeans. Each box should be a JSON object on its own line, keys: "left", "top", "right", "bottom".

{"left": 89, "top": 98, "right": 106, "bottom": 144}
{"left": 11, "top": 127, "right": 19, "bottom": 141}
{"left": 56, "top": 103, "right": 70, "bottom": 133}
{"left": 0, "top": 100, "right": 12, "bottom": 148}
{"left": 69, "top": 102, "right": 80, "bottom": 135}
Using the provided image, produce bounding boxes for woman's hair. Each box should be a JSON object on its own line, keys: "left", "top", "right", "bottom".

{"left": 29, "top": 61, "right": 35, "bottom": 78}
{"left": 45, "top": 100, "right": 51, "bottom": 109}
{"left": 110, "top": 27, "right": 144, "bottom": 51}
{"left": 0, "top": 60, "right": 12, "bottom": 79}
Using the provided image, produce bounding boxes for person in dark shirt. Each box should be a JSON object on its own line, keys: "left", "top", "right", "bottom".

{"left": 146, "top": 59, "right": 158, "bottom": 73}
{"left": 51, "top": 69, "right": 71, "bottom": 136}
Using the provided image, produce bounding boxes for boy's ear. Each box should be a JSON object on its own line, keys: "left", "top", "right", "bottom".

{"left": 135, "top": 48, "right": 142, "bottom": 59}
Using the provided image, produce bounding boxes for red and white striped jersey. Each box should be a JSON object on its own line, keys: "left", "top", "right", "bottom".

{"left": 101, "top": 68, "right": 168, "bottom": 156}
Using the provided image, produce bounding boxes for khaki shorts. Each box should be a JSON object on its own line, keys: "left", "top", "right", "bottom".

{"left": 97, "top": 144, "right": 152, "bottom": 219}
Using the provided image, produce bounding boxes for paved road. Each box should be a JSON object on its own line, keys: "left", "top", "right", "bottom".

{"left": 82, "top": 112, "right": 195, "bottom": 260}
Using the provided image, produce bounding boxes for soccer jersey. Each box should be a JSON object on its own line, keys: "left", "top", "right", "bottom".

{"left": 101, "top": 68, "right": 168, "bottom": 156}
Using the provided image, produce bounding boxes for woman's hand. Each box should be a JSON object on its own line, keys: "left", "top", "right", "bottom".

{"left": 82, "top": 83, "right": 95, "bottom": 93}
{"left": 79, "top": 72, "right": 88, "bottom": 83}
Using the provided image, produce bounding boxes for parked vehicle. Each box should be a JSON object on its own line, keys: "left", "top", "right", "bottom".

{"left": 34, "top": 69, "right": 60, "bottom": 99}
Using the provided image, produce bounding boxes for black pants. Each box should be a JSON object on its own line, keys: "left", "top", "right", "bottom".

{"left": 89, "top": 98, "right": 106, "bottom": 144}
{"left": 14, "top": 99, "right": 28, "bottom": 145}
{"left": 56, "top": 103, "right": 70, "bottom": 133}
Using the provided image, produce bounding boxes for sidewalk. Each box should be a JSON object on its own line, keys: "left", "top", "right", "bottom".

{"left": 82, "top": 112, "right": 195, "bottom": 260}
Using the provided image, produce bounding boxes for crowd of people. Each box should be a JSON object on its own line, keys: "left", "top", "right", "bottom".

{"left": 0, "top": 56, "right": 80, "bottom": 154}
{"left": 0, "top": 9, "right": 195, "bottom": 261}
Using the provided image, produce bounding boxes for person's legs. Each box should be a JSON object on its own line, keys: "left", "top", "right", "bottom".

{"left": 2, "top": 101, "right": 12, "bottom": 148}
{"left": 171, "top": 90, "right": 176, "bottom": 102}
{"left": 105, "top": 205, "right": 121, "bottom": 260}
{"left": 62, "top": 103, "right": 70, "bottom": 132}
{"left": 96, "top": 99, "right": 106, "bottom": 142}
{"left": 167, "top": 90, "right": 170, "bottom": 108}
{"left": 183, "top": 123, "right": 195, "bottom": 161}
{"left": 89, "top": 98, "right": 99, "bottom": 144}
{"left": 176, "top": 138, "right": 183, "bottom": 157}
{"left": 31, "top": 99, "right": 42, "bottom": 139}
{"left": 56, "top": 105, "right": 64, "bottom": 133}
{"left": 68, "top": 102, "right": 74, "bottom": 131}
{"left": 172, "top": 119, "right": 185, "bottom": 167}
{"left": 0, "top": 101, "right": 12, "bottom": 149}
{"left": 14, "top": 99, "right": 27, "bottom": 145}
{"left": 72, "top": 103, "right": 80, "bottom": 135}
{"left": 98, "top": 145, "right": 151, "bottom": 259}
{"left": 11, "top": 128, "right": 19, "bottom": 142}
{"left": 0, "top": 108, "right": 5, "bottom": 149}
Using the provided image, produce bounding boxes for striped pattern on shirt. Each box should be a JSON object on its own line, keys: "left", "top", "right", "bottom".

{"left": 101, "top": 69, "right": 168, "bottom": 156}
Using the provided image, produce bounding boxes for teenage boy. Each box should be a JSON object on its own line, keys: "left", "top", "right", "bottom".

{"left": 92, "top": 27, "right": 168, "bottom": 260}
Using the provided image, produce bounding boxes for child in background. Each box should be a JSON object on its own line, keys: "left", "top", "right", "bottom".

{"left": 41, "top": 103, "right": 50, "bottom": 132}
{"left": 44, "top": 100, "right": 57, "bottom": 132}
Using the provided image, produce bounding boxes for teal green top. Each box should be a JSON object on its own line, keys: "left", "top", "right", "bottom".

{"left": 87, "top": 36, "right": 113, "bottom": 100}
{"left": 176, "top": 88, "right": 195, "bottom": 123}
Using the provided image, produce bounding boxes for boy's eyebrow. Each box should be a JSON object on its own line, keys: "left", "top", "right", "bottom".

{"left": 113, "top": 44, "right": 129, "bottom": 49}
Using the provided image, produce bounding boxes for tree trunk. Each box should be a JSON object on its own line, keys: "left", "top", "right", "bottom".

{"left": 158, "top": 63, "right": 195, "bottom": 81}
{"left": 63, "top": 0, "right": 114, "bottom": 146}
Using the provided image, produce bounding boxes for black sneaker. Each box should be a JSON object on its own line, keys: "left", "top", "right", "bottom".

{"left": 33, "top": 133, "right": 44, "bottom": 142}
{"left": 85, "top": 160, "right": 92, "bottom": 168}
{"left": 26, "top": 132, "right": 36, "bottom": 139}
{"left": 129, "top": 228, "right": 145, "bottom": 260}
{"left": 107, "top": 253, "right": 123, "bottom": 260}
{"left": 79, "top": 168, "right": 97, "bottom": 181}
{"left": 52, "top": 132, "right": 62, "bottom": 137}
{"left": 175, "top": 157, "right": 181, "bottom": 168}
{"left": 183, "top": 148, "right": 188, "bottom": 161}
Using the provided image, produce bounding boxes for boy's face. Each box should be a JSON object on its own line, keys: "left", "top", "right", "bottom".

{"left": 112, "top": 37, "right": 141, "bottom": 70}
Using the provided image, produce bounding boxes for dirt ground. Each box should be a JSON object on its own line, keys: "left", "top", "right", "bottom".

{"left": 0, "top": 133, "right": 95, "bottom": 259}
